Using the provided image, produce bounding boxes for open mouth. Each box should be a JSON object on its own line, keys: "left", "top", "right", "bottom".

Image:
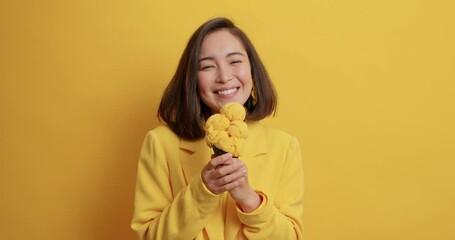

{"left": 217, "top": 87, "right": 238, "bottom": 96}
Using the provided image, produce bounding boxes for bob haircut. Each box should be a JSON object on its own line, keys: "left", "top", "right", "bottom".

{"left": 158, "top": 17, "right": 277, "bottom": 140}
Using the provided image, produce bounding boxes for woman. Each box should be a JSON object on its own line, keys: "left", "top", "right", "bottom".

{"left": 132, "top": 17, "right": 304, "bottom": 240}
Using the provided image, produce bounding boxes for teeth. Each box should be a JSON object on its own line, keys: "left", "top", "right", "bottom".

{"left": 218, "top": 88, "right": 237, "bottom": 95}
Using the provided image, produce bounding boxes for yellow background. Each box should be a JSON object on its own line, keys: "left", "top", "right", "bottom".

{"left": 1, "top": 0, "right": 454, "bottom": 239}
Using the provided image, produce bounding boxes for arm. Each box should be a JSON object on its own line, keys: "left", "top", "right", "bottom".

{"left": 131, "top": 131, "right": 220, "bottom": 240}
{"left": 237, "top": 136, "right": 304, "bottom": 239}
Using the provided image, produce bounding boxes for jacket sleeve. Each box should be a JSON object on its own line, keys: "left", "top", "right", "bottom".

{"left": 131, "top": 130, "right": 220, "bottom": 240}
{"left": 237, "top": 136, "right": 304, "bottom": 239}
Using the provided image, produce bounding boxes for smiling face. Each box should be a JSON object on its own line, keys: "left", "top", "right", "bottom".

{"left": 197, "top": 29, "right": 253, "bottom": 114}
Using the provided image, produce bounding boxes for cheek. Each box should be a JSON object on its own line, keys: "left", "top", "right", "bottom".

{"left": 197, "top": 74, "right": 208, "bottom": 90}
{"left": 197, "top": 76, "right": 214, "bottom": 98}
{"left": 239, "top": 69, "right": 253, "bottom": 87}
{"left": 238, "top": 63, "right": 252, "bottom": 84}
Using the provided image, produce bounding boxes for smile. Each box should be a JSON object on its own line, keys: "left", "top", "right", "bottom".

{"left": 217, "top": 88, "right": 238, "bottom": 96}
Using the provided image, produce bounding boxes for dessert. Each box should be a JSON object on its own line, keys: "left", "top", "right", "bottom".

{"left": 204, "top": 102, "right": 249, "bottom": 157}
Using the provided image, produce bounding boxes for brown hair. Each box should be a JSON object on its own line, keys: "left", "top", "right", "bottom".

{"left": 158, "top": 17, "right": 277, "bottom": 140}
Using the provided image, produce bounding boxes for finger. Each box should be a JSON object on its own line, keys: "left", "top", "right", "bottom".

{"left": 207, "top": 153, "right": 233, "bottom": 170}
{"left": 217, "top": 167, "right": 247, "bottom": 186}
{"left": 214, "top": 161, "right": 245, "bottom": 177}
{"left": 202, "top": 160, "right": 240, "bottom": 185}
{"left": 218, "top": 176, "right": 246, "bottom": 192}
{"left": 214, "top": 158, "right": 239, "bottom": 170}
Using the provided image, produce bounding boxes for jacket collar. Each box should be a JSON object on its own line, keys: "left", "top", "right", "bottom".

{"left": 241, "top": 120, "right": 268, "bottom": 158}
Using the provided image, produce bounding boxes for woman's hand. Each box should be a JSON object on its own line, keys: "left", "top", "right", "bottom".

{"left": 201, "top": 153, "right": 262, "bottom": 212}
{"left": 201, "top": 153, "right": 247, "bottom": 195}
{"left": 227, "top": 159, "right": 262, "bottom": 213}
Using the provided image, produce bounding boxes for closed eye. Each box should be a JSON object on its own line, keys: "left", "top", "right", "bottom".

{"left": 199, "top": 65, "right": 214, "bottom": 71}
{"left": 230, "top": 60, "right": 242, "bottom": 64}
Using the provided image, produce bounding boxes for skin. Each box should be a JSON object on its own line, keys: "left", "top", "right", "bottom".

{"left": 197, "top": 29, "right": 253, "bottom": 113}
{"left": 198, "top": 29, "right": 261, "bottom": 213}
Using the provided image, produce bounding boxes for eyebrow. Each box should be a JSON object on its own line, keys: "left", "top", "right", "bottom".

{"left": 198, "top": 51, "right": 246, "bottom": 63}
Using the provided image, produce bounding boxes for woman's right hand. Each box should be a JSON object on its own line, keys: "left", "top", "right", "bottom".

{"left": 201, "top": 153, "right": 247, "bottom": 195}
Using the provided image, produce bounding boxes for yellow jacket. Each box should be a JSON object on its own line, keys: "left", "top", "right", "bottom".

{"left": 132, "top": 121, "right": 304, "bottom": 239}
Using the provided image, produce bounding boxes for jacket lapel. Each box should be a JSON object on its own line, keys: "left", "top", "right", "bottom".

{"left": 179, "top": 137, "right": 211, "bottom": 184}
{"left": 241, "top": 121, "right": 268, "bottom": 161}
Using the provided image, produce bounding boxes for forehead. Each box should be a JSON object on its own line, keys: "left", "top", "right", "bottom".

{"left": 199, "top": 29, "right": 246, "bottom": 57}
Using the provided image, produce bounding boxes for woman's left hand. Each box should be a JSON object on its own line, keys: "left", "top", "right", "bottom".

{"left": 228, "top": 158, "right": 262, "bottom": 213}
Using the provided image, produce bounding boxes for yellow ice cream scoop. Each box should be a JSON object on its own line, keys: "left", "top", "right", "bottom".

{"left": 227, "top": 121, "right": 249, "bottom": 138}
{"left": 204, "top": 103, "right": 249, "bottom": 157}
{"left": 205, "top": 114, "right": 230, "bottom": 132}
{"left": 220, "top": 102, "right": 247, "bottom": 121}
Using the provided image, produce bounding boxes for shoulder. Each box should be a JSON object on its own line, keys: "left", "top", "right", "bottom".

{"left": 150, "top": 124, "right": 177, "bottom": 136}
{"left": 264, "top": 125, "right": 294, "bottom": 139}
{"left": 249, "top": 121, "right": 297, "bottom": 141}
{"left": 144, "top": 124, "right": 180, "bottom": 145}
{"left": 247, "top": 121, "right": 300, "bottom": 151}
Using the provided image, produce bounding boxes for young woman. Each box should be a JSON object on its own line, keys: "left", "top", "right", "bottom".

{"left": 132, "top": 17, "right": 304, "bottom": 240}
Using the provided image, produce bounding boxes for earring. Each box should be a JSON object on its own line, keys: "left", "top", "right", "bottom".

{"left": 251, "top": 84, "right": 257, "bottom": 106}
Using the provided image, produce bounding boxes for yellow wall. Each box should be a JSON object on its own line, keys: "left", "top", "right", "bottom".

{"left": 1, "top": 1, "right": 454, "bottom": 239}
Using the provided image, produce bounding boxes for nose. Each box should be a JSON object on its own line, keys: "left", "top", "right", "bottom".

{"left": 216, "top": 64, "right": 233, "bottom": 83}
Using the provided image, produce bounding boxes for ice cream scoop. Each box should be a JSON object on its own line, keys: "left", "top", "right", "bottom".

{"left": 204, "top": 102, "right": 249, "bottom": 157}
